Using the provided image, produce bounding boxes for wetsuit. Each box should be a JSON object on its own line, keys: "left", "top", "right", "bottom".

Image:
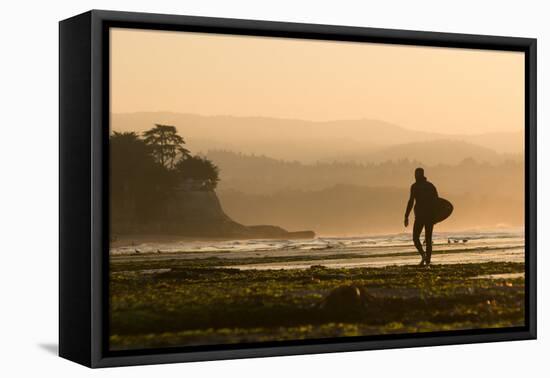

{"left": 405, "top": 178, "right": 439, "bottom": 263}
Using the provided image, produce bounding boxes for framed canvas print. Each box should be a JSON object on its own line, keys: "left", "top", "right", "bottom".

{"left": 59, "top": 10, "right": 537, "bottom": 368}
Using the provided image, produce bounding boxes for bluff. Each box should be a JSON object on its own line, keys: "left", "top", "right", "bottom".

{"left": 112, "top": 181, "right": 315, "bottom": 240}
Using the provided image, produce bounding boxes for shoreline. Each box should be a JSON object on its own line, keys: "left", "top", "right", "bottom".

{"left": 110, "top": 228, "right": 524, "bottom": 248}
{"left": 110, "top": 233, "right": 317, "bottom": 248}
{"left": 108, "top": 234, "right": 291, "bottom": 248}
{"left": 109, "top": 234, "right": 524, "bottom": 270}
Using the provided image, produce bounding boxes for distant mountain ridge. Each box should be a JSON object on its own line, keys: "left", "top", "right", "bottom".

{"left": 352, "top": 139, "right": 509, "bottom": 166}
{"left": 111, "top": 112, "right": 523, "bottom": 163}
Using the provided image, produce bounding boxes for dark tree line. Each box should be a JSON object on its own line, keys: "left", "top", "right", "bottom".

{"left": 110, "top": 124, "right": 220, "bottom": 223}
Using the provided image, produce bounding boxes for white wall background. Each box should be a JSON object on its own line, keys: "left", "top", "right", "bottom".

{"left": 0, "top": 0, "right": 547, "bottom": 376}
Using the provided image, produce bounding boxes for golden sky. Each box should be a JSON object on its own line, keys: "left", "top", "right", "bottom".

{"left": 110, "top": 28, "right": 524, "bottom": 135}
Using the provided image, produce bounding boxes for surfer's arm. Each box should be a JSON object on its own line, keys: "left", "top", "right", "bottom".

{"left": 404, "top": 185, "right": 414, "bottom": 221}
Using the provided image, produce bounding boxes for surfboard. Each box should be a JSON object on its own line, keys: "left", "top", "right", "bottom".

{"left": 433, "top": 198, "right": 453, "bottom": 224}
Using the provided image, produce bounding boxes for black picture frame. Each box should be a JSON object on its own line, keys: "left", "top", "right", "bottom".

{"left": 59, "top": 9, "right": 537, "bottom": 368}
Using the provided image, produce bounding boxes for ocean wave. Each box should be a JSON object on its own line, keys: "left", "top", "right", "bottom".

{"left": 110, "top": 229, "right": 524, "bottom": 256}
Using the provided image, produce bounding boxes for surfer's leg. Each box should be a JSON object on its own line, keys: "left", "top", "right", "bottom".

{"left": 425, "top": 223, "right": 434, "bottom": 265}
{"left": 412, "top": 218, "right": 426, "bottom": 263}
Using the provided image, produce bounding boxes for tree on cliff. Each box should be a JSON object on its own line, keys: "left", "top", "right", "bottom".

{"left": 110, "top": 126, "right": 223, "bottom": 230}
{"left": 110, "top": 131, "right": 174, "bottom": 221}
{"left": 175, "top": 155, "right": 220, "bottom": 190}
{"left": 143, "top": 124, "right": 190, "bottom": 169}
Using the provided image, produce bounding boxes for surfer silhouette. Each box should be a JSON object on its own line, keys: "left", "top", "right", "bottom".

{"left": 404, "top": 168, "right": 439, "bottom": 266}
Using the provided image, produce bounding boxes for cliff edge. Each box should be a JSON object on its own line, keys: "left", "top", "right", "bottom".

{"left": 112, "top": 187, "right": 315, "bottom": 240}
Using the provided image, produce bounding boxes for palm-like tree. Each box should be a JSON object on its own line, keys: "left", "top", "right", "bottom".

{"left": 142, "top": 124, "right": 190, "bottom": 169}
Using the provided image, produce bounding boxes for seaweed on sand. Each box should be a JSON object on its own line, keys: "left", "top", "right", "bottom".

{"left": 110, "top": 260, "right": 525, "bottom": 350}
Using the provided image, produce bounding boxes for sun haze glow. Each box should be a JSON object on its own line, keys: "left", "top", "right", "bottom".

{"left": 110, "top": 28, "right": 524, "bottom": 135}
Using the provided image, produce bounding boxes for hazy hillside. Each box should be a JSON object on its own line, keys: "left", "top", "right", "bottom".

{"left": 111, "top": 113, "right": 525, "bottom": 235}
{"left": 218, "top": 185, "right": 524, "bottom": 235}
{"left": 206, "top": 150, "right": 524, "bottom": 197}
{"left": 204, "top": 150, "right": 524, "bottom": 234}
{"left": 111, "top": 112, "right": 523, "bottom": 163}
{"left": 360, "top": 139, "right": 507, "bottom": 165}
{"left": 460, "top": 131, "right": 524, "bottom": 155}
